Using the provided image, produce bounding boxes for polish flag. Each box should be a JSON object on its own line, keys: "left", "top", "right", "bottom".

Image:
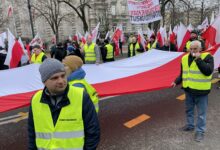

{"left": 137, "top": 29, "right": 146, "bottom": 51}
{"left": 202, "top": 15, "right": 220, "bottom": 47}
{"left": 4, "top": 29, "right": 24, "bottom": 68}
{"left": 169, "top": 25, "right": 175, "bottom": 44}
{"left": 77, "top": 31, "right": 86, "bottom": 44}
{"left": 73, "top": 34, "right": 78, "bottom": 42}
{"left": 177, "top": 22, "right": 191, "bottom": 52}
{"left": 105, "top": 31, "right": 110, "bottom": 40}
{"left": 187, "top": 23, "right": 194, "bottom": 32}
{"left": 111, "top": 25, "right": 122, "bottom": 56}
{"left": 1, "top": 46, "right": 220, "bottom": 113}
{"left": 157, "top": 27, "right": 167, "bottom": 47}
{"left": 201, "top": 17, "right": 209, "bottom": 29}
{"left": 7, "top": 5, "right": 13, "bottom": 17}
{"left": 146, "top": 27, "right": 154, "bottom": 38}
{"left": 30, "top": 33, "right": 43, "bottom": 47}
{"left": 173, "top": 25, "right": 178, "bottom": 35}
{"left": 91, "top": 22, "right": 100, "bottom": 43}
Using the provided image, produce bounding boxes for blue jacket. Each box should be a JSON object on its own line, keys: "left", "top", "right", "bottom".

{"left": 68, "top": 68, "right": 87, "bottom": 89}
{"left": 28, "top": 85, "right": 100, "bottom": 150}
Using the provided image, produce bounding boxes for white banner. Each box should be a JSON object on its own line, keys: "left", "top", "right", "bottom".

{"left": 127, "top": 0, "right": 162, "bottom": 24}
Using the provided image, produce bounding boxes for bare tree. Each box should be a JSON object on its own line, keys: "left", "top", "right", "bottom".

{"left": 58, "top": 0, "right": 91, "bottom": 32}
{"left": 0, "top": 19, "right": 8, "bottom": 29}
{"left": 31, "top": 0, "right": 72, "bottom": 42}
{"left": 94, "top": 5, "right": 110, "bottom": 35}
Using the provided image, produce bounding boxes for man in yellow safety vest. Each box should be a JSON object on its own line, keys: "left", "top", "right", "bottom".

{"left": 30, "top": 45, "right": 47, "bottom": 64}
{"left": 28, "top": 58, "right": 100, "bottom": 150}
{"left": 172, "top": 40, "right": 214, "bottom": 142}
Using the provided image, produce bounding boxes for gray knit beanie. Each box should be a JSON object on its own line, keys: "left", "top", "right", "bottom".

{"left": 39, "top": 58, "right": 65, "bottom": 82}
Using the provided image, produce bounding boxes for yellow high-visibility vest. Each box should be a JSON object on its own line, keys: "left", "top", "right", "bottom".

{"left": 32, "top": 86, "right": 85, "bottom": 150}
{"left": 129, "top": 43, "right": 140, "bottom": 57}
{"left": 69, "top": 79, "right": 99, "bottom": 112}
{"left": 148, "top": 41, "right": 157, "bottom": 50}
{"left": 31, "top": 52, "right": 45, "bottom": 64}
{"left": 182, "top": 52, "right": 212, "bottom": 90}
{"left": 186, "top": 41, "right": 191, "bottom": 51}
{"left": 105, "top": 44, "right": 114, "bottom": 59}
{"left": 84, "top": 43, "right": 96, "bottom": 62}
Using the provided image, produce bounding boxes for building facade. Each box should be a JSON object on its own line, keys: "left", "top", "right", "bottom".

{"left": 1, "top": 0, "right": 218, "bottom": 42}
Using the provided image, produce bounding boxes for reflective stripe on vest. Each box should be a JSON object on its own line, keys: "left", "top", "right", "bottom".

{"left": 182, "top": 52, "right": 212, "bottom": 90}
{"left": 105, "top": 44, "right": 114, "bottom": 59}
{"left": 84, "top": 43, "right": 96, "bottom": 62}
{"left": 129, "top": 43, "right": 140, "bottom": 57}
{"left": 32, "top": 86, "right": 85, "bottom": 149}
{"left": 69, "top": 79, "right": 99, "bottom": 113}
{"left": 38, "top": 148, "right": 83, "bottom": 150}
{"left": 31, "top": 52, "right": 45, "bottom": 64}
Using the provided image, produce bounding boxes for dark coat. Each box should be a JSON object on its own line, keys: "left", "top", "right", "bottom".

{"left": 54, "top": 46, "right": 67, "bottom": 62}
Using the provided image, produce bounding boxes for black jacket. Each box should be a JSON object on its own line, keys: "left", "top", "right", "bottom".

{"left": 128, "top": 42, "right": 144, "bottom": 57}
{"left": 175, "top": 53, "right": 214, "bottom": 95}
{"left": 0, "top": 52, "right": 9, "bottom": 70}
{"left": 28, "top": 85, "right": 100, "bottom": 150}
{"left": 54, "top": 47, "right": 67, "bottom": 62}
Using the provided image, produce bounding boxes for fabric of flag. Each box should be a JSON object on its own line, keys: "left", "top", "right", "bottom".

{"left": 30, "top": 33, "right": 43, "bottom": 47}
{"left": 202, "top": 15, "right": 220, "bottom": 47}
{"left": 7, "top": 5, "right": 13, "bottom": 17}
{"left": 4, "top": 29, "right": 24, "bottom": 68}
{"left": 0, "top": 46, "right": 220, "bottom": 113}
{"left": 91, "top": 22, "right": 100, "bottom": 43}
{"left": 111, "top": 28, "right": 122, "bottom": 56}
{"left": 177, "top": 22, "right": 191, "bottom": 52}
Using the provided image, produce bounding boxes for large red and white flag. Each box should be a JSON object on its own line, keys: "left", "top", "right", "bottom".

{"left": 1, "top": 46, "right": 220, "bottom": 113}
{"left": 177, "top": 22, "right": 191, "bottom": 52}
{"left": 91, "top": 22, "right": 100, "bottom": 43}
{"left": 4, "top": 29, "right": 24, "bottom": 68}
{"left": 202, "top": 15, "right": 220, "bottom": 47}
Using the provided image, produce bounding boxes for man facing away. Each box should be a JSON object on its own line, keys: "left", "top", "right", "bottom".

{"left": 28, "top": 58, "right": 100, "bottom": 150}
{"left": 172, "top": 40, "right": 214, "bottom": 142}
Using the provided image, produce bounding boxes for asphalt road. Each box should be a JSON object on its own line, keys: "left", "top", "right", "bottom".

{"left": 0, "top": 77, "right": 220, "bottom": 150}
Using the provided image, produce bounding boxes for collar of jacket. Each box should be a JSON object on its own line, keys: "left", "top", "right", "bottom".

{"left": 40, "top": 85, "right": 70, "bottom": 107}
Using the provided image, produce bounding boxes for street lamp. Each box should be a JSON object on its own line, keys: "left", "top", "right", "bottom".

{"left": 27, "top": 0, "right": 35, "bottom": 38}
